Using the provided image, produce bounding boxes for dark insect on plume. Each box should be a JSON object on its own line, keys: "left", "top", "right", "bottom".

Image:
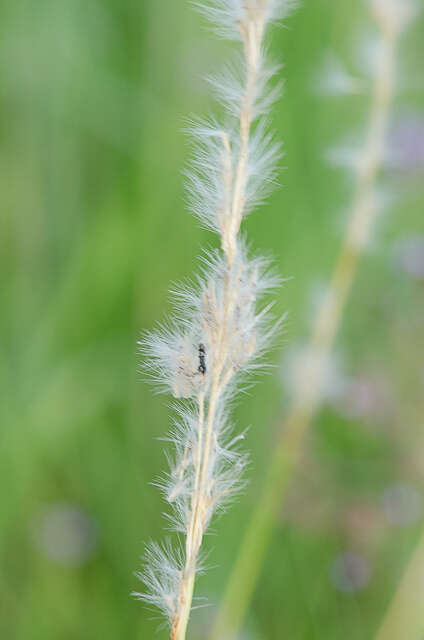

{"left": 198, "top": 343, "right": 206, "bottom": 375}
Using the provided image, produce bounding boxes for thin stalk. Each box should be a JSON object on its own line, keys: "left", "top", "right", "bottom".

{"left": 375, "top": 530, "right": 424, "bottom": 640}
{"left": 137, "top": 1, "right": 294, "bottom": 635}
{"left": 209, "top": 16, "right": 399, "bottom": 640}
{"left": 169, "top": 6, "right": 269, "bottom": 638}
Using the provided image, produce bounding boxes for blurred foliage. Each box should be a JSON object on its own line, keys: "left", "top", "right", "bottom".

{"left": 1, "top": 1, "right": 423, "bottom": 638}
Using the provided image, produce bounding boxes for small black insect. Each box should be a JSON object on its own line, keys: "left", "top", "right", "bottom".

{"left": 198, "top": 343, "right": 207, "bottom": 375}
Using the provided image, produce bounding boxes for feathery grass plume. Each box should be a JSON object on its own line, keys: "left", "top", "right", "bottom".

{"left": 209, "top": 1, "right": 416, "bottom": 638}
{"left": 134, "top": 2, "right": 294, "bottom": 638}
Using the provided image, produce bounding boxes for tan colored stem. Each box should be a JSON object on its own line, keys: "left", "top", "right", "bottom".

{"left": 171, "top": 573, "right": 195, "bottom": 640}
{"left": 209, "top": 17, "right": 399, "bottom": 640}
{"left": 225, "top": 8, "right": 264, "bottom": 267}
{"left": 186, "top": 392, "right": 205, "bottom": 562}
{"left": 169, "top": 6, "right": 268, "bottom": 639}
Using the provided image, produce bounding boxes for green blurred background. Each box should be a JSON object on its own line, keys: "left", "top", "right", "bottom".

{"left": 1, "top": 1, "right": 424, "bottom": 638}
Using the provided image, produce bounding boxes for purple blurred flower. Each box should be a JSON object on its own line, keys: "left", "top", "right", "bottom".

{"left": 330, "top": 551, "right": 371, "bottom": 593}
{"left": 381, "top": 484, "right": 422, "bottom": 526}
{"left": 389, "top": 116, "right": 424, "bottom": 174}
{"left": 330, "top": 373, "right": 393, "bottom": 424}
{"left": 393, "top": 235, "right": 424, "bottom": 281}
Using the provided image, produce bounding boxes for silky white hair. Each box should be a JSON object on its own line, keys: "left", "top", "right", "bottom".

{"left": 134, "top": 2, "right": 294, "bottom": 637}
